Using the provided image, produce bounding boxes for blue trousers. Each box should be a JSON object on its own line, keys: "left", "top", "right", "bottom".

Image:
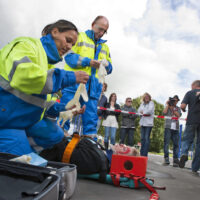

{"left": 96, "top": 118, "right": 102, "bottom": 132}
{"left": 164, "top": 128, "right": 179, "bottom": 159}
{"left": 104, "top": 126, "right": 117, "bottom": 145}
{"left": 181, "top": 124, "right": 200, "bottom": 172}
{"left": 0, "top": 118, "right": 64, "bottom": 156}
{"left": 120, "top": 128, "right": 134, "bottom": 146}
{"left": 60, "top": 89, "right": 98, "bottom": 136}
{"left": 140, "top": 126, "right": 152, "bottom": 156}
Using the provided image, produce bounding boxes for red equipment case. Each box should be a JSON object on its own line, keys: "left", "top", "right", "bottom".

{"left": 110, "top": 154, "right": 148, "bottom": 177}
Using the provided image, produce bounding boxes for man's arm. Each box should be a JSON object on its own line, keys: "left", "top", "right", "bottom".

{"left": 105, "top": 61, "right": 112, "bottom": 74}
{"left": 180, "top": 91, "right": 190, "bottom": 112}
{"left": 105, "top": 48, "right": 112, "bottom": 74}
{"left": 65, "top": 51, "right": 101, "bottom": 69}
{"left": 65, "top": 51, "right": 91, "bottom": 69}
{"left": 180, "top": 103, "right": 187, "bottom": 112}
{"left": 163, "top": 101, "right": 169, "bottom": 115}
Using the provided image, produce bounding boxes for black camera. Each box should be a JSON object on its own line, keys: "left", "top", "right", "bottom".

{"left": 168, "top": 97, "right": 176, "bottom": 106}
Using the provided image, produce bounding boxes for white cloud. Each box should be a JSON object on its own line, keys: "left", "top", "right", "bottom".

{"left": 110, "top": 0, "right": 200, "bottom": 106}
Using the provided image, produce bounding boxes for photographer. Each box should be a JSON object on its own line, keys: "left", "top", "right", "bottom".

{"left": 163, "top": 95, "right": 182, "bottom": 167}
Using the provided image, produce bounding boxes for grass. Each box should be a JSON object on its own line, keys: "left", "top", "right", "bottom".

{"left": 149, "top": 152, "right": 173, "bottom": 157}
{"left": 149, "top": 151, "right": 192, "bottom": 160}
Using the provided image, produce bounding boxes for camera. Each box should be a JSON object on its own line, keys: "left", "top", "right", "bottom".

{"left": 168, "top": 97, "right": 176, "bottom": 106}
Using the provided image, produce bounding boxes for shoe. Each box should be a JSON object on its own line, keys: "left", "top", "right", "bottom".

{"left": 179, "top": 155, "right": 188, "bottom": 168}
{"left": 191, "top": 171, "right": 199, "bottom": 176}
{"left": 173, "top": 158, "right": 179, "bottom": 167}
{"left": 163, "top": 157, "right": 170, "bottom": 166}
{"left": 104, "top": 142, "right": 109, "bottom": 150}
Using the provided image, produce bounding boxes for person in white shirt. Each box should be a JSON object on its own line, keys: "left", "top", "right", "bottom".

{"left": 102, "top": 93, "right": 120, "bottom": 149}
{"left": 138, "top": 93, "right": 155, "bottom": 156}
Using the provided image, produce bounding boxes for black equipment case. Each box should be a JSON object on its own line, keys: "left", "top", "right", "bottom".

{"left": 0, "top": 153, "right": 77, "bottom": 200}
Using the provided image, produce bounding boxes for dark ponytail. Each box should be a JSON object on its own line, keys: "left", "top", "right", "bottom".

{"left": 42, "top": 19, "right": 78, "bottom": 36}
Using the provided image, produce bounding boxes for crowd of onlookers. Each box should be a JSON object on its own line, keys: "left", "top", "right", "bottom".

{"left": 97, "top": 80, "right": 200, "bottom": 174}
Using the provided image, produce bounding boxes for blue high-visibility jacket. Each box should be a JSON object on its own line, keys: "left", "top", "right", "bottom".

{"left": 0, "top": 34, "right": 76, "bottom": 129}
{"left": 63, "top": 30, "right": 112, "bottom": 99}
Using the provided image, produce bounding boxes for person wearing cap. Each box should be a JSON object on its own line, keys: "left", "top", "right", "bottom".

{"left": 162, "top": 95, "right": 182, "bottom": 167}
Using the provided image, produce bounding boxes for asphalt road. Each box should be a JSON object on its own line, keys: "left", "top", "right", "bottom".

{"left": 72, "top": 154, "right": 200, "bottom": 200}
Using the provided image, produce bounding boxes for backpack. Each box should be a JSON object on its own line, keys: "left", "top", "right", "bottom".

{"left": 40, "top": 137, "right": 109, "bottom": 183}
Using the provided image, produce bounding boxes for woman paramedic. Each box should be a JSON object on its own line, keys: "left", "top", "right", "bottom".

{"left": 0, "top": 19, "right": 89, "bottom": 155}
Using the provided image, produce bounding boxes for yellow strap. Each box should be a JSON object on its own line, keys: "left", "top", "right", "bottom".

{"left": 62, "top": 134, "right": 80, "bottom": 163}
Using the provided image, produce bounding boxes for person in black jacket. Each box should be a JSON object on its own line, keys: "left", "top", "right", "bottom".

{"left": 120, "top": 97, "right": 137, "bottom": 146}
{"left": 97, "top": 83, "right": 108, "bottom": 131}
{"left": 102, "top": 93, "right": 120, "bottom": 149}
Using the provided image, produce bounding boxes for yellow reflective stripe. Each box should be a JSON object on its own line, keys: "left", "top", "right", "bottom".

{"left": 40, "top": 68, "right": 54, "bottom": 94}
{"left": 7, "top": 56, "right": 54, "bottom": 94}
{"left": 66, "top": 50, "right": 83, "bottom": 68}
{"left": 0, "top": 75, "right": 55, "bottom": 109}
{"left": 40, "top": 109, "right": 46, "bottom": 120}
{"left": 77, "top": 42, "right": 95, "bottom": 49}
{"left": 100, "top": 50, "right": 107, "bottom": 55}
{"left": 77, "top": 56, "right": 84, "bottom": 67}
{"left": 8, "top": 56, "right": 31, "bottom": 81}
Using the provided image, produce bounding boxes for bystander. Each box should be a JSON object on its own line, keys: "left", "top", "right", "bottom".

{"left": 138, "top": 93, "right": 155, "bottom": 157}
{"left": 162, "top": 95, "right": 182, "bottom": 167}
{"left": 97, "top": 83, "right": 108, "bottom": 132}
{"left": 120, "top": 98, "right": 137, "bottom": 146}
{"left": 179, "top": 80, "right": 200, "bottom": 175}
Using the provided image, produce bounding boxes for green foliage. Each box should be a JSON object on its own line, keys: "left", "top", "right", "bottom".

{"left": 98, "top": 96, "right": 165, "bottom": 153}
{"left": 150, "top": 100, "right": 165, "bottom": 152}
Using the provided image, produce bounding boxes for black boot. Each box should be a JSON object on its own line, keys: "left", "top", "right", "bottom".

{"left": 104, "top": 142, "right": 109, "bottom": 150}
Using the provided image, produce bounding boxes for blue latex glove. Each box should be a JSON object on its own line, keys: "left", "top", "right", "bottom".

{"left": 77, "top": 174, "right": 153, "bottom": 188}
{"left": 46, "top": 102, "right": 66, "bottom": 117}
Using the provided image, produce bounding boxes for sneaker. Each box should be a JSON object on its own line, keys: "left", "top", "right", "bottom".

{"left": 173, "top": 158, "right": 179, "bottom": 167}
{"left": 179, "top": 155, "right": 188, "bottom": 168}
{"left": 163, "top": 157, "right": 170, "bottom": 166}
{"left": 191, "top": 171, "right": 199, "bottom": 176}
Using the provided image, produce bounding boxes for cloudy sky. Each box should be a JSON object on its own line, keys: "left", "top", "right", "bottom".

{"left": 1, "top": 0, "right": 200, "bottom": 109}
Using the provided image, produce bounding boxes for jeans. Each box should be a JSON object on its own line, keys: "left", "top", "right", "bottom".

{"left": 181, "top": 124, "right": 200, "bottom": 172}
{"left": 0, "top": 118, "right": 64, "bottom": 156}
{"left": 120, "top": 128, "right": 134, "bottom": 146}
{"left": 60, "top": 89, "right": 99, "bottom": 136}
{"left": 164, "top": 128, "right": 179, "bottom": 159}
{"left": 104, "top": 126, "right": 117, "bottom": 145}
{"left": 96, "top": 118, "right": 102, "bottom": 132}
{"left": 140, "top": 126, "right": 152, "bottom": 156}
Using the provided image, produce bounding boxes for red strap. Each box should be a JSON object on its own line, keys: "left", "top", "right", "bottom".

{"left": 149, "top": 193, "right": 160, "bottom": 200}
{"left": 139, "top": 177, "right": 157, "bottom": 194}
{"left": 129, "top": 174, "right": 140, "bottom": 188}
{"left": 110, "top": 173, "right": 165, "bottom": 200}
{"left": 110, "top": 173, "right": 120, "bottom": 186}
